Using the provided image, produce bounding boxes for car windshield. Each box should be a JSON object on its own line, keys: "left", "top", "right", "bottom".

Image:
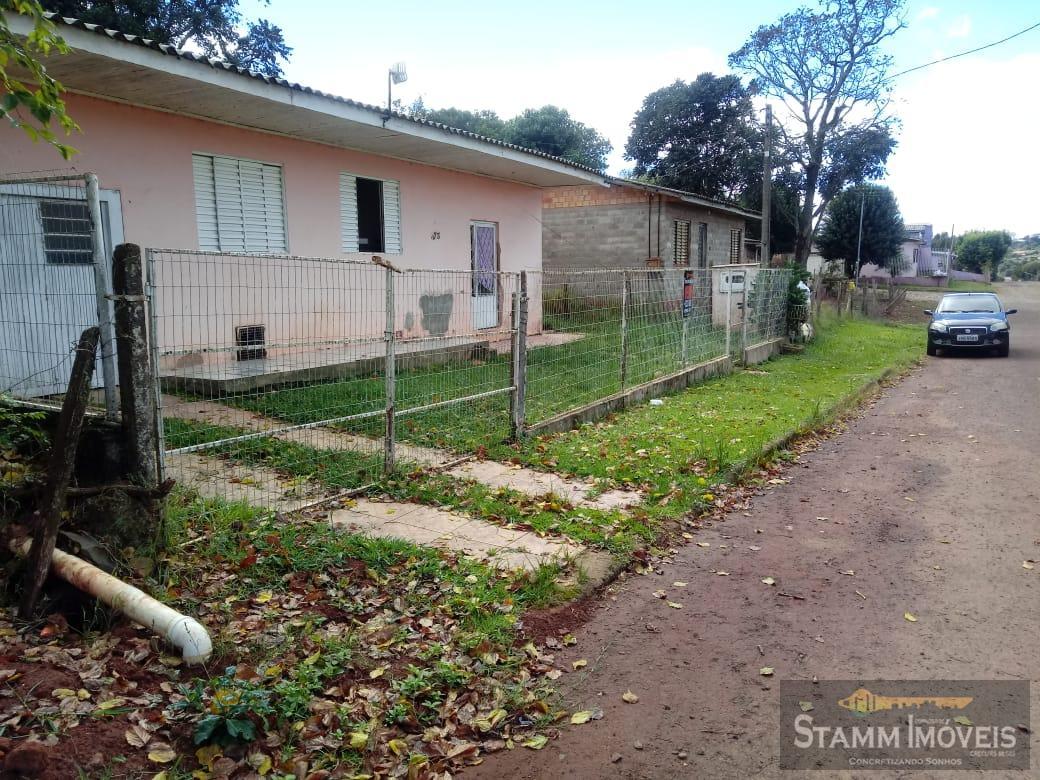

{"left": 937, "top": 295, "right": 1001, "bottom": 314}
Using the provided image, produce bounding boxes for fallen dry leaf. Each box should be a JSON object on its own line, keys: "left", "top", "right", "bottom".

{"left": 622, "top": 690, "right": 639, "bottom": 703}
{"left": 904, "top": 612, "right": 918, "bottom": 622}
{"left": 761, "top": 577, "right": 776, "bottom": 586}
{"left": 147, "top": 745, "right": 176, "bottom": 764}
{"left": 667, "top": 602, "right": 683, "bottom": 609}
{"left": 572, "top": 659, "right": 588, "bottom": 670}
{"left": 760, "top": 667, "right": 774, "bottom": 676}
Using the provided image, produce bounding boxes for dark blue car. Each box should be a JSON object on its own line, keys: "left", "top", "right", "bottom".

{"left": 924, "top": 292, "right": 1017, "bottom": 357}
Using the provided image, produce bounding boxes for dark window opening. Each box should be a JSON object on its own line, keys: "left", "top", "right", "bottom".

{"left": 674, "top": 220, "right": 691, "bottom": 265}
{"left": 697, "top": 223, "right": 708, "bottom": 268}
{"left": 356, "top": 177, "right": 384, "bottom": 253}
{"left": 235, "top": 324, "right": 267, "bottom": 362}
{"left": 41, "top": 199, "right": 93, "bottom": 264}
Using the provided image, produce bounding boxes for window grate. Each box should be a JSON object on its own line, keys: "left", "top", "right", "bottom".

{"left": 235, "top": 324, "right": 267, "bottom": 361}
{"left": 729, "top": 228, "right": 742, "bottom": 264}
{"left": 673, "top": 220, "right": 691, "bottom": 265}
{"left": 41, "top": 200, "right": 93, "bottom": 264}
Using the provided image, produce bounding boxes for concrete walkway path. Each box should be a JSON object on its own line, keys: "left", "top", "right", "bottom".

{"left": 161, "top": 395, "right": 642, "bottom": 511}
{"left": 166, "top": 449, "right": 612, "bottom": 575}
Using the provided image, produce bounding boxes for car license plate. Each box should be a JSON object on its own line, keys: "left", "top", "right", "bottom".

{"left": 956, "top": 334, "right": 979, "bottom": 342}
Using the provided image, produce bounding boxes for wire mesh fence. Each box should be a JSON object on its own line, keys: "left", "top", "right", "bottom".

{"left": 148, "top": 250, "right": 790, "bottom": 511}
{"left": 0, "top": 172, "right": 118, "bottom": 418}
{"left": 531, "top": 268, "right": 724, "bottom": 420}
{"left": 150, "top": 249, "right": 520, "bottom": 509}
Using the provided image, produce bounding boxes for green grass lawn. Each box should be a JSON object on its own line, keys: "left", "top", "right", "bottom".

{"left": 163, "top": 315, "right": 920, "bottom": 555}
{"left": 204, "top": 311, "right": 732, "bottom": 456}
{"left": 899, "top": 279, "right": 993, "bottom": 293}
{"left": 503, "top": 315, "right": 922, "bottom": 525}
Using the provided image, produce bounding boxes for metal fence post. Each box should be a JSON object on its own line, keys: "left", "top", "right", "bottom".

{"left": 85, "top": 173, "right": 119, "bottom": 420}
{"left": 619, "top": 270, "right": 630, "bottom": 390}
{"left": 510, "top": 271, "right": 528, "bottom": 441}
{"left": 145, "top": 249, "right": 166, "bottom": 482}
{"left": 384, "top": 266, "right": 396, "bottom": 474}
{"left": 740, "top": 280, "right": 749, "bottom": 360}
{"left": 725, "top": 281, "right": 733, "bottom": 359}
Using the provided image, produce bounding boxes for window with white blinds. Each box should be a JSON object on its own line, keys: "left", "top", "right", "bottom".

{"left": 340, "top": 172, "right": 401, "bottom": 254}
{"left": 192, "top": 153, "right": 287, "bottom": 253}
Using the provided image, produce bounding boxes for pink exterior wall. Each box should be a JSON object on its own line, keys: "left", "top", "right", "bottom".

{"left": 0, "top": 94, "right": 543, "bottom": 270}
{"left": 0, "top": 94, "right": 545, "bottom": 365}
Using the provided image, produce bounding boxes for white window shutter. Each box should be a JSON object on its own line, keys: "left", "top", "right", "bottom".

{"left": 382, "top": 179, "right": 401, "bottom": 254}
{"left": 238, "top": 159, "right": 286, "bottom": 253}
{"left": 340, "top": 173, "right": 359, "bottom": 253}
{"left": 192, "top": 154, "right": 220, "bottom": 250}
{"left": 193, "top": 153, "right": 286, "bottom": 253}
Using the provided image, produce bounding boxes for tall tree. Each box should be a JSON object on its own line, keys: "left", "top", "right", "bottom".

{"left": 729, "top": 0, "right": 905, "bottom": 266}
{"left": 816, "top": 184, "right": 904, "bottom": 278}
{"left": 406, "top": 98, "right": 507, "bottom": 139}
{"left": 625, "top": 74, "right": 761, "bottom": 201}
{"left": 504, "top": 106, "right": 611, "bottom": 171}
{"left": 406, "top": 100, "right": 610, "bottom": 171}
{"left": 956, "top": 230, "right": 1013, "bottom": 277}
{"left": 1, "top": 0, "right": 77, "bottom": 157}
{"left": 46, "top": 0, "right": 291, "bottom": 76}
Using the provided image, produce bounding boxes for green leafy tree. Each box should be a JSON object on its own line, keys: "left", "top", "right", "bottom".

{"left": 1, "top": 0, "right": 78, "bottom": 157}
{"left": 817, "top": 184, "right": 904, "bottom": 277}
{"left": 956, "top": 231, "right": 1013, "bottom": 277}
{"left": 503, "top": 106, "right": 611, "bottom": 171}
{"left": 624, "top": 73, "right": 761, "bottom": 201}
{"left": 407, "top": 100, "right": 611, "bottom": 171}
{"left": 729, "top": 0, "right": 905, "bottom": 267}
{"left": 932, "top": 231, "right": 955, "bottom": 252}
{"left": 406, "top": 98, "right": 506, "bottom": 139}
{"left": 46, "top": 0, "right": 291, "bottom": 76}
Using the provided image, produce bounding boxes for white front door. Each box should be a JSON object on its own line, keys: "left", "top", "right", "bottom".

{"left": 0, "top": 185, "right": 124, "bottom": 398}
{"left": 471, "top": 221, "right": 499, "bottom": 330}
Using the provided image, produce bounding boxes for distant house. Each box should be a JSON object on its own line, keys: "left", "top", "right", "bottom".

{"left": 860, "top": 223, "right": 948, "bottom": 282}
{"left": 541, "top": 179, "right": 761, "bottom": 271}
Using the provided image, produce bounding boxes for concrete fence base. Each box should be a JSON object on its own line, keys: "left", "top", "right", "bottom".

{"left": 743, "top": 338, "right": 785, "bottom": 366}
{"left": 526, "top": 355, "right": 733, "bottom": 437}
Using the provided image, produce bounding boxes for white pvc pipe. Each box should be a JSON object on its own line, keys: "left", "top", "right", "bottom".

{"left": 14, "top": 541, "right": 212, "bottom": 664}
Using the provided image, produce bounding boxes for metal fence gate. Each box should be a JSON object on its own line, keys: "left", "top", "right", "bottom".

{"left": 0, "top": 172, "right": 120, "bottom": 418}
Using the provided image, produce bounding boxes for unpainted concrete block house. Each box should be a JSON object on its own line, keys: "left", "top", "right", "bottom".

{"left": 542, "top": 179, "right": 761, "bottom": 271}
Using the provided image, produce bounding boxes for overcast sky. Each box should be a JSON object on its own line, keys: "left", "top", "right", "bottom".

{"left": 245, "top": 0, "right": 1040, "bottom": 236}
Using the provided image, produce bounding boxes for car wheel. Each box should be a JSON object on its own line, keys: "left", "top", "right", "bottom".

{"left": 997, "top": 342, "right": 1010, "bottom": 357}
{"left": 926, "top": 343, "right": 937, "bottom": 357}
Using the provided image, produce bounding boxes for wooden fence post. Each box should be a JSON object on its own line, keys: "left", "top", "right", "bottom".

{"left": 112, "top": 244, "right": 159, "bottom": 487}
{"left": 19, "top": 327, "right": 100, "bottom": 618}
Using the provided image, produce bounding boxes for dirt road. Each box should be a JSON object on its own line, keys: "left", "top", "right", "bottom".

{"left": 470, "top": 283, "right": 1040, "bottom": 779}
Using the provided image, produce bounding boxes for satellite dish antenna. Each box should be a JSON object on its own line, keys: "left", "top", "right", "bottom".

{"left": 387, "top": 62, "right": 408, "bottom": 116}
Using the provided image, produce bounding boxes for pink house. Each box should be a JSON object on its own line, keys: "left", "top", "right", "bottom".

{"left": 0, "top": 14, "right": 606, "bottom": 393}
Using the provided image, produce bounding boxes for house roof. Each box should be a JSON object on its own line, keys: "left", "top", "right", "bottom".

{"left": 608, "top": 177, "right": 761, "bottom": 221}
{"left": 8, "top": 13, "right": 607, "bottom": 188}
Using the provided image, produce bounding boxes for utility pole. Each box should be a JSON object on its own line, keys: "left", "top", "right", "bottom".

{"left": 761, "top": 104, "right": 772, "bottom": 268}
{"left": 855, "top": 190, "right": 865, "bottom": 277}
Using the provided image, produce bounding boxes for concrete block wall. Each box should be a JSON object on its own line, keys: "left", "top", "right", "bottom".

{"left": 542, "top": 184, "right": 750, "bottom": 272}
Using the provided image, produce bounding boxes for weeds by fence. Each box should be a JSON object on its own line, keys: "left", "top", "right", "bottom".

{"left": 142, "top": 252, "right": 791, "bottom": 510}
